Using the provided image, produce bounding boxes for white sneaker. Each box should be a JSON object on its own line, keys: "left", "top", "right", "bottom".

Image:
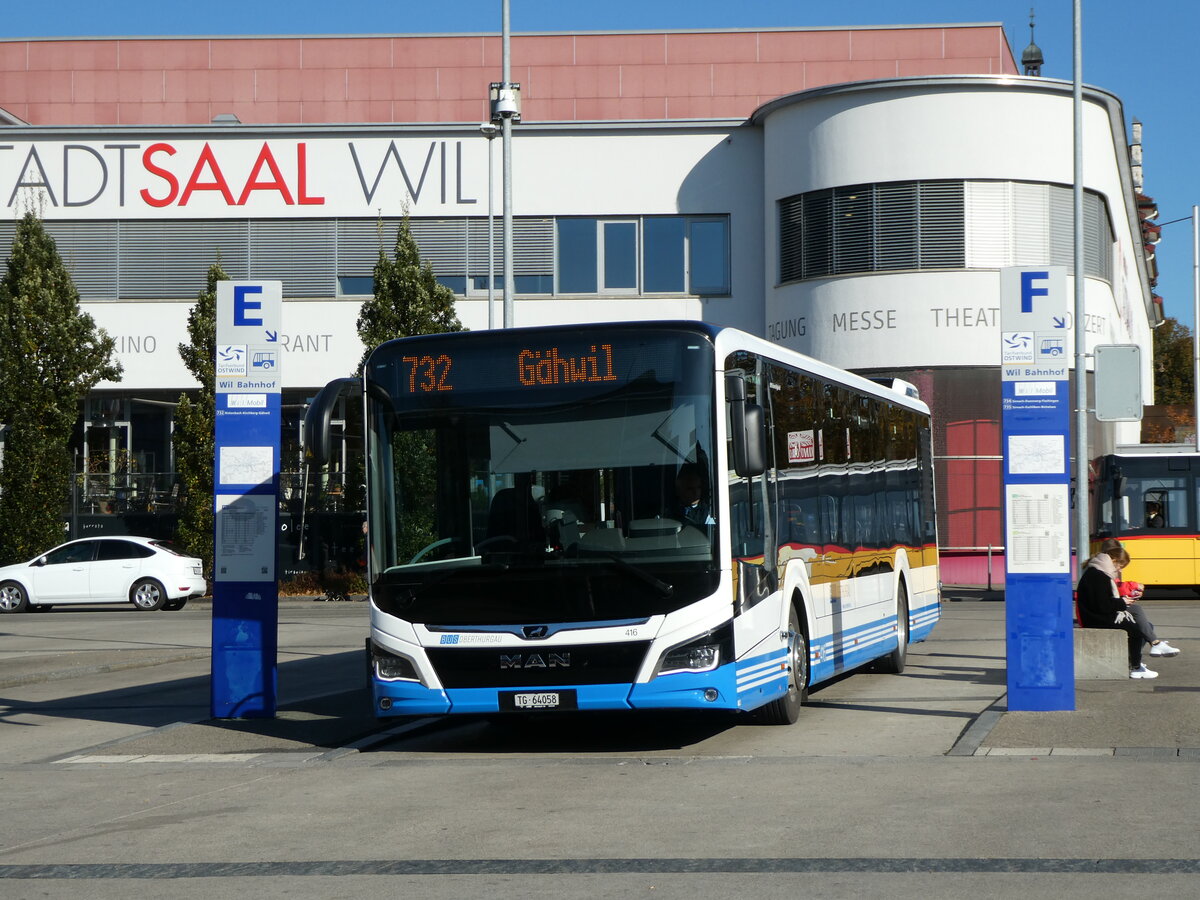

{"left": 1149, "top": 641, "right": 1180, "bottom": 657}
{"left": 1130, "top": 664, "right": 1159, "bottom": 679}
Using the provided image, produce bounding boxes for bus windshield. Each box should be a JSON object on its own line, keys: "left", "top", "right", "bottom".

{"left": 363, "top": 327, "right": 719, "bottom": 625}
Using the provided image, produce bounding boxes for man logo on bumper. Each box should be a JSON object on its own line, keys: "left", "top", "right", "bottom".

{"left": 500, "top": 653, "right": 570, "bottom": 669}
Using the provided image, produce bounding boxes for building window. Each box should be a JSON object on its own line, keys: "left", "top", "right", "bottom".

{"left": 602, "top": 220, "right": 638, "bottom": 292}
{"left": 965, "top": 181, "right": 1114, "bottom": 280}
{"left": 780, "top": 179, "right": 1115, "bottom": 284}
{"left": 689, "top": 218, "right": 731, "bottom": 295}
{"left": 779, "top": 181, "right": 964, "bottom": 283}
{"left": 557, "top": 219, "right": 599, "bottom": 293}
{"left": 338, "top": 276, "right": 374, "bottom": 296}
{"left": 557, "top": 215, "right": 730, "bottom": 296}
{"left": 643, "top": 217, "right": 685, "bottom": 292}
{"left": 1, "top": 213, "right": 727, "bottom": 302}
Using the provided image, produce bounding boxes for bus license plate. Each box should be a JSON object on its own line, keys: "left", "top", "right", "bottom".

{"left": 500, "top": 689, "right": 577, "bottom": 711}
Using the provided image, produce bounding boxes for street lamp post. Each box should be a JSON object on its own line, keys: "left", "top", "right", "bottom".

{"left": 1072, "top": 0, "right": 1088, "bottom": 571}
{"left": 479, "top": 122, "right": 498, "bottom": 330}
{"left": 1194, "top": 204, "right": 1199, "bottom": 451}
{"left": 500, "top": 0, "right": 517, "bottom": 328}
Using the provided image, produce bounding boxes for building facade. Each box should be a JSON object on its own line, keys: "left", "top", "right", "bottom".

{"left": 0, "top": 26, "right": 1155, "bottom": 583}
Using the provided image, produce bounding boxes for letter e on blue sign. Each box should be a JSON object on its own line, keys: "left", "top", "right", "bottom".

{"left": 234, "top": 285, "right": 264, "bottom": 326}
{"left": 217, "top": 281, "right": 281, "bottom": 347}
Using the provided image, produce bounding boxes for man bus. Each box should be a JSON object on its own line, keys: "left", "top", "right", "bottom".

{"left": 304, "top": 321, "right": 939, "bottom": 725}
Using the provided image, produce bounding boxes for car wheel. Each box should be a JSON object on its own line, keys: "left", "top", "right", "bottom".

{"left": 130, "top": 578, "right": 166, "bottom": 611}
{"left": 163, "top": 598, "right": 187, "bottom": 611}
{"left": 0, "top": 581, "right": 29, "bottom": 613}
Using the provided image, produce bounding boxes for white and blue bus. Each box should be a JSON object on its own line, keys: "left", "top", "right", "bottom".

{"left": 305, "top": 321, "right": 939, "bottom": 725}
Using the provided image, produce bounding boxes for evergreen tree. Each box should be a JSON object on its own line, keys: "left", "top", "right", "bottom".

{"left": 356, "top": 216, "right": 463, "bottom": 368}
{"left": 354, "top": 217, "right": 464, "bottom": 560}
{"left": 172, "top": 262, "right": 226, "bottom": 576}
{"left": 0, "top": 212, "right": 121, "bottom": 564}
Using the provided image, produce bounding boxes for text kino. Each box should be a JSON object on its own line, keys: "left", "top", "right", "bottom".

{"left": 517, "top": 345, "right": 616, "bottom": 386}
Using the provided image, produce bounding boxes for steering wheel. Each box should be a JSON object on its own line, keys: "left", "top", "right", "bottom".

{"left": 407, "top": 537, "right": 461, "bottom": 564}
{"left": 475, "top": 535, "right": 519, "bottom": 551}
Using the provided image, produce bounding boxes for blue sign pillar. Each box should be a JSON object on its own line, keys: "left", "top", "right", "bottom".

{"left": 1000, "top": 266, "right": 1075, "bottom": 711}
{"left": 212, "top": 281, "right": 282, "bottom": 718}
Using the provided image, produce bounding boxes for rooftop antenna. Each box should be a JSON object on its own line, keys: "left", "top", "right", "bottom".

{"left": 1022, "top": 8, "right": 1044, "bottom": 76}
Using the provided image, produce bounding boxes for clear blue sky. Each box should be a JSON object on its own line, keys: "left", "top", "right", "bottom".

{"left": 6, "top": 1, "right": 1197, "bottom": 330}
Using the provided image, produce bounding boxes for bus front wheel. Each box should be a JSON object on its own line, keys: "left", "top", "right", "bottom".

{"left": 758, "top": 604, "right": 808, "bottom": 725}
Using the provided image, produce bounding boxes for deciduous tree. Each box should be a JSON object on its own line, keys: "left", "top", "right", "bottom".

{"left": 1152, "top": 316, "right": 1194, "bottom": 407}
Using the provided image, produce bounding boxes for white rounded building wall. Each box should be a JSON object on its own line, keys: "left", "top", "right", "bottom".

{"left": 758, "top": 77, "right": 1153, "bottom": 381}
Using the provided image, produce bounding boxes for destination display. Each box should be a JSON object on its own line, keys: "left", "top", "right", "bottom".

{"left": 380, "top": 328, "right": 712, "bottom": 406}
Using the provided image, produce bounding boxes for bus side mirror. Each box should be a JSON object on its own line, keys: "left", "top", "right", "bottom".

{"left": 303, "top": 377, "right": 361, "bottom": 467}
{"left": 726, "top": 373, "right": 766, "bottom": 477}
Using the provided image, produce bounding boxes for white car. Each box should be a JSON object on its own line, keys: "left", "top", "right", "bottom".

{"left": 0, "top": 536, "right": 207, "bottom": 613}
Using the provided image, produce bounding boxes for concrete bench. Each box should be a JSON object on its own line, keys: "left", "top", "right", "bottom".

{"left": 1073, "top": 627, "right": 1128, "bottom": 679}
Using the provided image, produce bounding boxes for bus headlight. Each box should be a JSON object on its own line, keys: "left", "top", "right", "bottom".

{"left": 371, "top": 643, "right": 423, "bottom": 683}
{"left": 661, "top": 644, "right": 719, "bottom": 674}
{"left": 654, "top": 622, "right": 733, "bottom": 677}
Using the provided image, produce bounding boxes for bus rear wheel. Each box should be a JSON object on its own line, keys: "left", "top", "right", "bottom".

{"left": 758, "top": 604, "right": 808, "bottom": 725}
{"left": 877, "top": 582, "right": 909, "bottom": 674}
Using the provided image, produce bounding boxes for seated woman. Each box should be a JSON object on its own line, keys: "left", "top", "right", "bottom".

{"left": 1076, "top": 543, "right": 1157, "bottom": 679}
{"left": 1095, "top": 537, "right": 1180, "bottom": 659}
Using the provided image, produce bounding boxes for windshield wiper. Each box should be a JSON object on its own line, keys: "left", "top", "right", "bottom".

{"left": 597, "top": 553, "right": 674, "bottom": 599}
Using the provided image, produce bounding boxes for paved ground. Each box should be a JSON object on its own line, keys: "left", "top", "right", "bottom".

{"left": 1, "top": 594, "right": 1198, "bottom": 898}
{"left": 966, "top": 595, "right": 1200, "bottom": 756}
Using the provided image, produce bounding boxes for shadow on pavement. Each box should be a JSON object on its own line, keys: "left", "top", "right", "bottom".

{"left": 3, "top": 650, "right": 387, "bottom": 752}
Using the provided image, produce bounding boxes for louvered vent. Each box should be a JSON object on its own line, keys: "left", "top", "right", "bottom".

{"left": 118, "top": 220, "right": 249, "bottom": 299}
{"left": 249, "top": 219, "right": 336, "bottom": 297}
{"left": 44, "top": 221, "right": 119, "bottom": 301}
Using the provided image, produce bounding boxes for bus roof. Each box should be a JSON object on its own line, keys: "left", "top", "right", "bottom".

{"left": 1112, "top": 443, "right": 1200, "bottom": 458}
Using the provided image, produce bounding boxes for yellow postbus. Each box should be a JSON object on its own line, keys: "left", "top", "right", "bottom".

{"left": 1092, "top": 445, "right": 1200, "bottom": 589}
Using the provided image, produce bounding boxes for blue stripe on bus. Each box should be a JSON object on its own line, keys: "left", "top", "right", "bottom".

{"left": 807, "top": 612, "right": 901, "bottom": 684}
{"left": 909, "top": 602, "right": 939, "bottom": 643}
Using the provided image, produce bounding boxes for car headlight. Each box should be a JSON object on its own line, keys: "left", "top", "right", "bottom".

{"left": 654, "top": 622, "right": 733, "bottom": 677}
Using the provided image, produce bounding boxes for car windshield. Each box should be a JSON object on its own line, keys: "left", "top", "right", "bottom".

{"left": 364, "top": 327, "right": 720, "bottom": 624}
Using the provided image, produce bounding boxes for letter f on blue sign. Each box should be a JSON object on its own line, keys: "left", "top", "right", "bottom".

{"left": 234, "top": 285, "right": 264, "bottom": 326}
{"left": 1020, "top": 270, "right": 1049, "bottom": 313}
